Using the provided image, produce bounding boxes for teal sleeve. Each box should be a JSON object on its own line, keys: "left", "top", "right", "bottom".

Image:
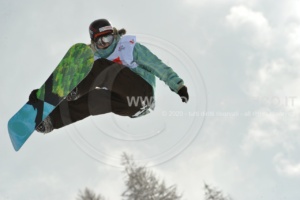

{"left": 133, "top": 43, "right": 184, "bottom": 93}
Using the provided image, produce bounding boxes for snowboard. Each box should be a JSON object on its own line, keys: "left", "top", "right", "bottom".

{"left": 8, "top": 43, "right": 94, "bottom": 151}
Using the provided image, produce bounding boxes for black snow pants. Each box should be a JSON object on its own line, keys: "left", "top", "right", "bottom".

{"left": 49, "top": 58, "right": 154, "bottom": 129}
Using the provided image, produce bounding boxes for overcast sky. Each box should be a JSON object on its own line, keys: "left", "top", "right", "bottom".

{"left": 1, "top": 0, "right": 300, "bottom": 199}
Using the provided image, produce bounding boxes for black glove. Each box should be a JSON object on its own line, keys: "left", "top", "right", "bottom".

{"left": 29, "top": 89, "right": 39, "bottom": 104}
{"left": 178, "top": 86, "right": 189, "bottom": 103}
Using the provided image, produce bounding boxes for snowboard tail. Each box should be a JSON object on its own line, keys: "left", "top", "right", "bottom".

{"left": 8, "top": 43, "right": 94, "bottom": 151}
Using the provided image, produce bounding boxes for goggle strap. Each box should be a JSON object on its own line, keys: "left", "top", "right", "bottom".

{"left": 93, "top": 30, "right": 113, "bottom": 40}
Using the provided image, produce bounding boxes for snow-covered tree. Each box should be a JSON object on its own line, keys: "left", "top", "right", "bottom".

{"left": 204, "top": 183, "right": 232, "bottom": 200}
{"left": 121, "top": 153, "right": 182, "bottom": 200}
{"left": 77, "top": 188, "right": 105, "bottom": 200}
{"left": 77, "top": 154, "right": 234, "bottom": 200}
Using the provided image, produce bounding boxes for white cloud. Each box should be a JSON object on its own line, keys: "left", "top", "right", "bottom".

{"left": 246, "top": 59, "right": 294, "bottom": 98}
{"left": 226, "top": 5, "right": 273, "bottom": 47}
{"left": 241, "top": 110, "right": 285, "bottom": 153}
{"left": 226, "top": 5, "right": 269, "bottom": 30}
{"left": 244, "top": 56, "right": 300, "bottom": 116}
{"left": 285, "top": 0, "right": 300, "bottom": 19}
{"left": 241, "top": 108, "right": 300, "bottom": 178}
{"left": 242, "top": 106, "right": 300, "bottom": 150}
{"left": 239, "top": 2, "right": 300, "bottom": 179}
{"left": 274, "top": 153, "right": 300, "bottom": 177}
{"left": 284, "top": 21, "right": 300, "bottom": 61}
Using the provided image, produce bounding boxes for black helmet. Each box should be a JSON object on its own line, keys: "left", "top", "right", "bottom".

{"left": 89, "top": 19, "right": 114, "bottom": 41}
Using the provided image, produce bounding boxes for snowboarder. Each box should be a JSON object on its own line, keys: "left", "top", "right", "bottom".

{"left": 29, "top": 19, "right": 189, "bottom": 133}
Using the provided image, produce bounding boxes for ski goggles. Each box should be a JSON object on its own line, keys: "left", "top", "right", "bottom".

{"left": 95, "top": 34, "right": 114, "bottom": 47}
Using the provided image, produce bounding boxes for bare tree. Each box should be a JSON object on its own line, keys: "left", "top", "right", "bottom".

{"left": 121, "top": 153, "right": 182, "bottom": 200}
{"left": 204, "top": 183, "right": 232, "bottom": 200}
{"left": 77, "top": 188, "right": 105, "bottom": 200}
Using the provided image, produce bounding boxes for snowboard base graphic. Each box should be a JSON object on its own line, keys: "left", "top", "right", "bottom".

{"left": 8, "top": 43, "right": 94, "bottom": 151}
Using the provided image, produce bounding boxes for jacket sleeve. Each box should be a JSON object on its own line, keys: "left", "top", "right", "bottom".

{"left": 133, "top": 42, "right": 184, "bottom": 93}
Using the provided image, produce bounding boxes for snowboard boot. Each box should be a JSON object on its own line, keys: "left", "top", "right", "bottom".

{"left": 66, "top": 87, "right": 79, "bottom": 101}
{"left": 35, "top": 116, "right": 53, "bottom": 134}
